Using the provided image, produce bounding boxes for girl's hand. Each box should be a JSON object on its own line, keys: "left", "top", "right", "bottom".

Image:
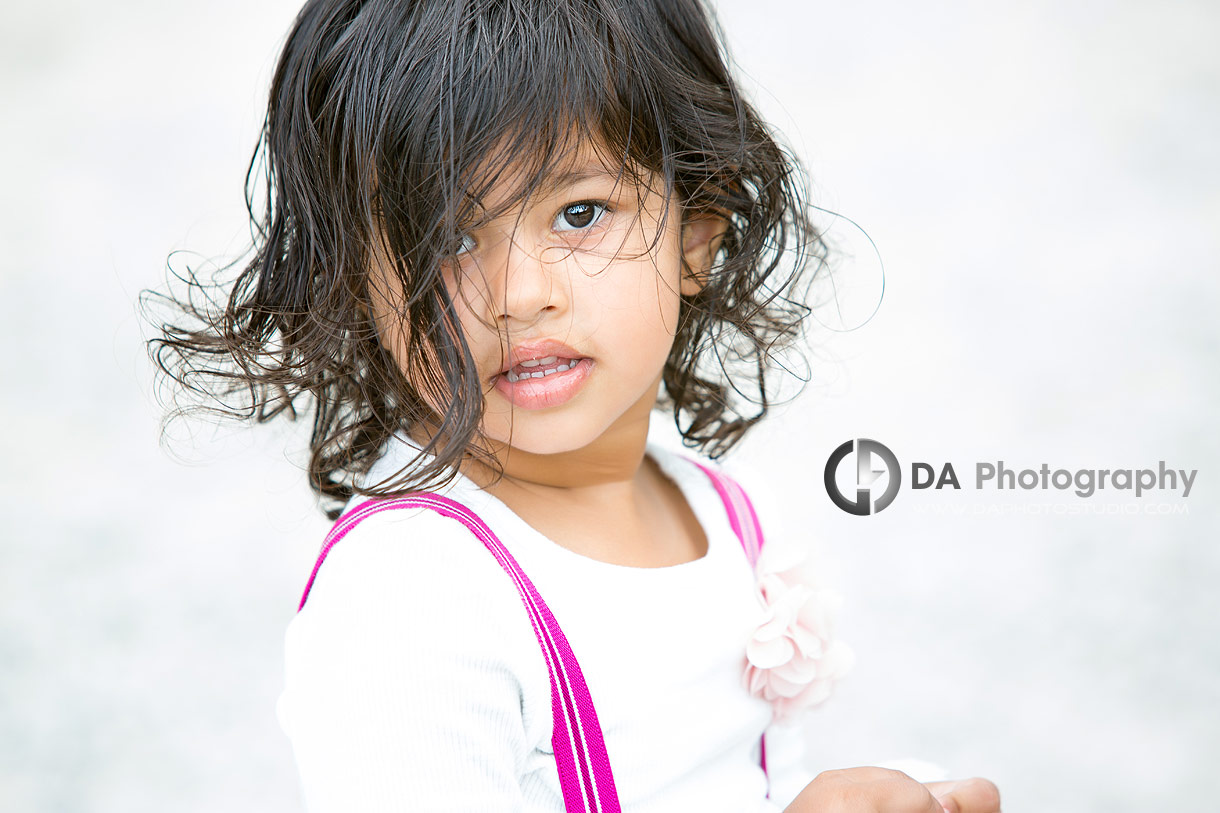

{"left": 783, "top": 767, "right": 1001, "bottom": 813}
{"left": 923, "top": 778, "right": 1002, "bottom": 813}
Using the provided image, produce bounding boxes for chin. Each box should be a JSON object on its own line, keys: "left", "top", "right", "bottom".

{"left": 479, "top": 414, "right": 612, "bottom": 457}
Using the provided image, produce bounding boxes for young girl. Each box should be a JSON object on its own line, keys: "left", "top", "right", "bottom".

{"left": 151, "top": 0, "right": 999, "bottom": 810}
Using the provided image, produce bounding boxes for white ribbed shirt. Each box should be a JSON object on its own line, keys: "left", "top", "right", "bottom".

{"left": 277, "top": 437, "right": 814, "bottom": 811}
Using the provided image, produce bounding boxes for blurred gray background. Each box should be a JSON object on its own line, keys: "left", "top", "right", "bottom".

{"left": 2, "top": 0, "right": 1216, "bottom": 810}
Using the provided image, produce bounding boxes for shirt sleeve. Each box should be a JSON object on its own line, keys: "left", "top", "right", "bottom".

{"left": 277, "top": 507, "right": 547, "bottom": 812}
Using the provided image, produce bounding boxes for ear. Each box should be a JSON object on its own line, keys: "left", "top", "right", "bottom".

{"left": 680, "top": 214, "right": 728, "bottom": 296}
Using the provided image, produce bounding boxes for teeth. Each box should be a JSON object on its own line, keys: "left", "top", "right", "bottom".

{"left": 501, "top": 357, "right": 580, "bottom": 384}
{"left": 519, "top": 355, "right": 558, "bottom": 368}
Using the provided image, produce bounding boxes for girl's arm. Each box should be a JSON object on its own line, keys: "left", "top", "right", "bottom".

{"left": 278, "top": 509, "right": 545, "bottom": 811}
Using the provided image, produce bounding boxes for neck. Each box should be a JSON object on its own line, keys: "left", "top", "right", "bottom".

{"left": 430, "top": 385, "right": 658, "bottom": 503}
{"left": 480, "top": 415, "right": 651, "bottom": 493}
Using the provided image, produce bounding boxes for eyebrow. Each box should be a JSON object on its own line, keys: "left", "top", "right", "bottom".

{"left": 541, "top": 162, "right": 630, "bottom": 191}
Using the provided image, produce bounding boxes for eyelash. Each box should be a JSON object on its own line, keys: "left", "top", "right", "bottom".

{"left": 552, "top": 200, "right": 610, "bottom": 233}
{"left": 452, "top": 200, "right": 611, "bottom": 256}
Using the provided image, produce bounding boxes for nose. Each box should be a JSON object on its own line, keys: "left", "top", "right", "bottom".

{"left": 489, "top": 236, "right": 567, "bottom": 326}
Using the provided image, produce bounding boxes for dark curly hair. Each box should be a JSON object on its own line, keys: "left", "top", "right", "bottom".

{"left": 146, "top": 0, "right": 827, "bottom": 519}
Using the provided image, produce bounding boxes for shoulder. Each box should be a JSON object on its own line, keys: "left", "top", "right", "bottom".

{"left": 285, "top": 500, "right": 546, "bottom": 698}
{"left": 647, "top": 437, "right": 766, "bottom": 493}
{"left": 649, "top": 441, "right": 779, "bottom": 522}
{"left": 279, "top": 501, "right": 552, "bottom": 809}
{"left": 646, "top": 440, "right": 725, "bottom": 499}
{"left": 297, "top": 501, "right": 532, "bottom": 634}
{"left": 281, "top": 497, "right": 551, "bottom": 728}
{"left": 649, "top": 439, "right": 800, "bottom": 565}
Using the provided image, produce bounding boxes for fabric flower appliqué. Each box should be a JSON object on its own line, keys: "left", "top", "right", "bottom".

{"left": 744, "top": 544, "right": 855, "bottom": 723}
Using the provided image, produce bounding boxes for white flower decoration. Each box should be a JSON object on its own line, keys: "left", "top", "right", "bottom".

{"left": 744, "top": 544, "right": 854, "bottom": 723}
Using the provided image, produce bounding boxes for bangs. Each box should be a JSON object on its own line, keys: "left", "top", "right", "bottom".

{"left": 351, "top": 0, "right": 666, "bottom": 271}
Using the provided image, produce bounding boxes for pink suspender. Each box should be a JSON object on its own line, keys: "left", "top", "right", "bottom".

{"left": 297, "top": 459, "right": 767, "bottom": 812}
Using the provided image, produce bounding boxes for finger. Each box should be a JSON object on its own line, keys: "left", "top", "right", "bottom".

{"left": 925, "top": 777, "right": 1002, "bottom": 813}
{"left": 923, "top": 780, "right": 959, "bottom": 810}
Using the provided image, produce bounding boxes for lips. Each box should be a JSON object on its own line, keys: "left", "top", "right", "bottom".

{"left": 494, "top": 339, "right": 590, "bottom": 378}
{"left": 491, "top": 339, "right": 594, "bottom": 410}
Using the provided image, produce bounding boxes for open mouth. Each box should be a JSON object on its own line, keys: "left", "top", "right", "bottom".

{"left": 492, "top": 355, "right": 594, "bottom": 410}
{"left": 500, "top": 355, "right": 584, "bottom": 383}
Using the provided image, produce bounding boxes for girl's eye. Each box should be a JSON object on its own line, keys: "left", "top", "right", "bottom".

{"left": 554, "top": 201, "right": 607, "bottom": 232}
{"left": 454, "top": 233, "right": 477, "bottom": 256}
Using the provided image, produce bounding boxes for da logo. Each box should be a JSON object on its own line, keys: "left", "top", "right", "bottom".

{"left": 824, "top": 439, "right": 902, "bottom": 515}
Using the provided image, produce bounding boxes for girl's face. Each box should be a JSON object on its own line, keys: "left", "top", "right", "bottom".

{"left": 371, "top": 146, "right": 724, "bottom": 463}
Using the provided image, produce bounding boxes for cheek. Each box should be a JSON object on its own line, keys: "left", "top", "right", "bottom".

{"left": 571, "top": 233, "right": 684, "bottom": 317}
{"left": 368, "top": 290, "right": 411, "bottom": 374}
{"left": 568, "top": 265, "right": 681, "bottom": 377}
{"left": 368, "top": 284, "right": 473, "bottom": 413}
{"left": 604, "top": 257, "right": 683, "bottom": 339}
{"left": 441, "top": 263, "right": 504, "bottom": 335}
